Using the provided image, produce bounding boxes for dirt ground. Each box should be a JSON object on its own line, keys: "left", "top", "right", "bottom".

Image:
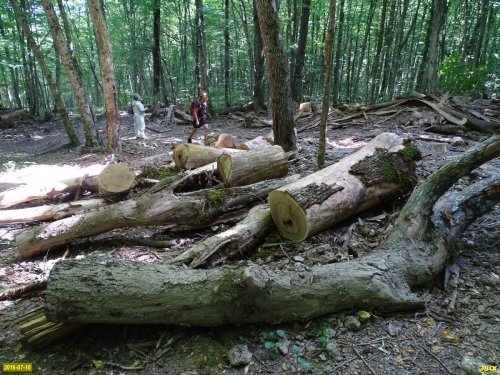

{"left": 0, "top": 105, "right": 499, "bottom": 375}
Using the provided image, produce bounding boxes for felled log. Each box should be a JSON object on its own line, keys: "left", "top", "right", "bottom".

{"left": 39, "top": 135, "right": 500, "bottom": 329}
{"left": 173, "top": 143, "right": 243, "bottom": 170}
{"left": 432, "top": 173, "right": 500, "bottom": 237}
{"left": 173, "top": 109, "right": 193, "bottom": 124}
{"left": 169, "top": 204, "right": 273, "bottom": 267}
{"left": 0, "top": 164, "right": 107, "bottom": 208}
{"left": 96, "top": 163, "right": 135, "bottom": 196}
{"left": 214, "top": 133, "right": 239, "bottom": 149}
{"left": 0, "top": 198, "right": 108, "bottom": 224}
{"left": 0, "top": 108, "right": 26, "bottom": 121}
{"left": 244, "top": 114, "right": 273, "bottom": 128}
{"left": 218, "top": 145, "right": 288, "bottom": 187}
{"left": 268, "top": 132, "right": 421, "bottom": 241}
{"left": 16, "top": 172, "right": 299, "bottom": 257}
{"left": 239, "top": 135, "right": 274, "bottom": 150}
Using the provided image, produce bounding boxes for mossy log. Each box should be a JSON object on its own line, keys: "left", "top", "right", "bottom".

{"left": 268, "top": 132, "right": 421, "bottom": 241}
{"left": 169, "top": 204, "right": 273, "bottom": 268}
{"left": 16, "top": 170, "right": 299, "bottom": 257}
{"left": 41, "top": 135, "right": 500, "bottom": 327}
{"left": 172, "top": 143, "right": 243, "bottom": 170}
{"left": 218, "top": 145, "right": 288, "bottom": 187}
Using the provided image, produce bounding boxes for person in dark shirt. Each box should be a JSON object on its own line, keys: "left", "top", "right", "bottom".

{"left": 188, "top": 91, "right": 209, "bottom": 143}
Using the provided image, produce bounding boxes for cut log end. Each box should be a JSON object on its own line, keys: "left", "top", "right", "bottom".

{"left": 97, "top": 164, "right": 135, "bottom": 194}
{"left": 268, "top": 191, "right": 308, "bottom": 241}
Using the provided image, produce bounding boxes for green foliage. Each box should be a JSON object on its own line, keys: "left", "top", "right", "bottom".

{"left": 439, "top": 53, "right": 489, "bottom": 94}
{"left": 317, "top": 323, "right": 331, "bottom": 348}
{"left": 205, "top": 189, "right": 228, "bottom": 205}
{"left": 141, "top": 164, "right": 177, "bottom": 180}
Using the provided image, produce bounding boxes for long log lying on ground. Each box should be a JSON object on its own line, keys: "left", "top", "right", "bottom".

{"left": 0, "top": 198, "right": 108, "bottom": 224}
{"left": 173, "top": 143, "right": 243, "bottom": 170}
{"left": 218, "top": 145, "right": 288, "bottom": 187}
{"left": 0, "top": 164, "right": 107, "bottom": 208}
{"left": 169, "top": 204, "right": 273, "bottom": 267}
{"left": 16, "top": 171, "right": 299, "bottom": 257}
{"left": 42, "top": 135, "right": 500, "bottom": 327}
{"left": 268, "top": 132, "right": 421, "bottom": 241}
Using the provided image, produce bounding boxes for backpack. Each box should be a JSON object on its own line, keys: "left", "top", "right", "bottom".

{"left": 127, "top": 106, "right": 134, "bottom": 115}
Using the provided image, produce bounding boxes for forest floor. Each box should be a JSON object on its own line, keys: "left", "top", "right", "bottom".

{"left": 0, "top": 102, "right": 499, "bottom": 375}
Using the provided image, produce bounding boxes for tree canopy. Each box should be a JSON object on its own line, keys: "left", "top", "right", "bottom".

{"left": 0, "top": 0, "right": 498, "bottom": 117}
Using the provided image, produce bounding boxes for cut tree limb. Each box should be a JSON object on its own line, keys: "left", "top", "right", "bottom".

{"left": 218, "top": 145, "right": 288, "bottom": 187}
{"left": 16, "top": 174, "right": 299, "bottom": 257}
{"left": 169, "top": 204, "right": 273, "bottom": 268}
{"left": 268, "top": 132, "right": 420, "bottom": 241}
{"left": 0, "top": 198, "right": 108, "bottom": 223}
{"left": 38, "top": 135, "right": 500, "bottom": 328}
{"left": 172, "top": 143, "right": 243, "bottom": 170}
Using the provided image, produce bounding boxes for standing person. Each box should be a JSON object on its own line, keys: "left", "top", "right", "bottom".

{"left": 132, "top": 93, "right": 147, "bottom": 139}
{"left": 188, "top": 91, "right": 209, "bottom": 143}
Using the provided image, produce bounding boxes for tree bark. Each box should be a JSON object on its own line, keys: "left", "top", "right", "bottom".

{"left": 42, "top": 136, "right": 500, "bottom": 327}
{"left": 169, "top": 204, "right": 274, "bottom": 267}
{"left": 218, "top": 145, "right": 288, "bottom": 187}
{"left": 252, "top": 0, "right": 265, "bottom": 110}
{"left": 254, "top": 0, "right": 296, "bottom": 152}
{"left": 0, "top": 198, "right": 108, "bottom": 224}
{"left": 87, "top": 0, "right": 121, "bottom": 154}
{"left": 173, "top": 143, "right": 243, "bottom": 170}
{"left": 16, "top": 174, "right": 299, "bottom": 258}
{"left": 270, "top": 133, "right": 420, "bottom": 241}
{"left": 317, "top": 0, "right": 336, "bottom": 168}
{"left": 40, "top": 0, "right": 98, "bottom": 147}
{"left": 290, "top": 0, "right": 311, "bottom": 103}
{"left": 9, "top": 0, "right": 79, "bottom": 147}
{"left": 151, "top": 0, "right": 161, "bottom": 119}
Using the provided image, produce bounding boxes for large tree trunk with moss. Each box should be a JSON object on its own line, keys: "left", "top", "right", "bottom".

{"left": 16, "top": 168, "right": 299, "bottom": 257}
{"left": 269, "top": 132, "right": 421, "bottom": 241}
{"left": 40, "top": 135, "right": 500, "bottom": 326}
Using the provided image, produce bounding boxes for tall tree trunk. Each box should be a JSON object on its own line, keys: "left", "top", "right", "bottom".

{"left": 87, "top": 0, "right": 121, "bottom": 154}
{"left": 224, "top": 0, "right": 231, "bottom": 108}
{"left": 195, "top": 0, "right": 211, "bottom": 113}
{"left": 254, "top": 0, "right": 296, "bottom": 152}
{"left": 379, "top": 0, "right": 397, "bottom": 100}
{"left": 317, "top": 0, "right": 336, "bottom": 168}
{"left": 416, "top": 0, "right": 447, "bottom": 94}
{"left": 41, "top": 0, "right": 98, "bottom": 147}
{"left": 151, "top": 0, "right": 161, "bottom": 118}
{"left": 252, "top": 0, "right": 265, "bottom": 110}
{"left": 473, "top": 0, "right": 488, "bottom": 68}
{"left": 0, "top": 15, "right": 22, "bottom": 108}
{"left": 9, "top": 0, "right": 79, "bottom": 147}
{"left": 332, "top": 0, "right": 345, "bottom": 105}
{"left": 368, "top": 0, "right": 388, "bottom": 104}
{"left": 290, "top": 0, "right": 311, "bottom": 103}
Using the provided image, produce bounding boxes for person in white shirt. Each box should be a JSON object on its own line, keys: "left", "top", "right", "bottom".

{"left": 132, "top": 93, "right": 147, "bottom": 139}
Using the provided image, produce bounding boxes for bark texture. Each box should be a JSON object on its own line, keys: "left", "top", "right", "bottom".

{"left": 218, "top": 145, "right": 288, "bottom": 187}
{"left": 254, "top": 0, "right": 296, "bottom": 151}
{"left": 270, "top": 132, "right": 420, "bottom": 241}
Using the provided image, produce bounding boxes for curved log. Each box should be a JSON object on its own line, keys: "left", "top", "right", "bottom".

{"left": 16, "top": 175, "right": 299, "bottom": 257}
{"left": 268, "top": 132, "right": 421, "bottom": 241}
{"left": 218, "top": 145, "right": 288, "bottom": 187}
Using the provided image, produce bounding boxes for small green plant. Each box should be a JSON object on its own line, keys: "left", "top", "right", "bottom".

{"left": 262, "top": 329, "right": 288, "bottom": 360}
{"left": 317, "top": 323, "right": 331, "bottom": 349}
{"left": 205, "top": 189, "right": 228, "bottom": 205}
{"left": 141, "top": 164, "right": 177, "bottom": 180}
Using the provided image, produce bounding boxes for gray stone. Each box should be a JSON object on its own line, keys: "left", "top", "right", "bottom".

{"left": 343, "top": 315, "right": 361, "bottom": 331}
{"left": 227, "top": 344, "right": 253, "bottom": 367}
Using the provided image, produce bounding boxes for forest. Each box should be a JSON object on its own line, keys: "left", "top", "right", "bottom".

{"left": 0, "top": 0, "right": 499, "bottom": 374}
